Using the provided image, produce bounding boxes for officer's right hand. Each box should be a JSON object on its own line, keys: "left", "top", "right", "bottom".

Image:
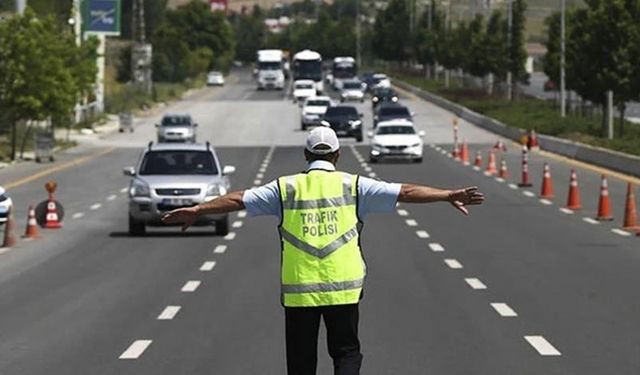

{"left": 161, "top": 206, "right": 198, "bottom": 231}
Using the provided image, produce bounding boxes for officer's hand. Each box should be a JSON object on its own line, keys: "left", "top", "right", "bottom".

{"left": 161, "top": 207, "right": 198, "bottom": 231}
{"left": 448, "top": 186, "right": 484, "bottom": 215}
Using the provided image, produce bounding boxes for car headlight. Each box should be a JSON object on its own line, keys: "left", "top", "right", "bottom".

{"left": 207, "top": 184, "right": 227, "bottom": 197}
{"left": 349, "top": 120, "right": 362, "bottom": 128}
{"left": 373, "top": 97, "right": 379, "bottom": 102}
{"left": 130, "top": 179, "right": 150, "bottom": 197}
{"left": 321, "top": 120, "right": 330, "bottom": 127}
{"left": 392, "top": 96, "right": 398, "bottom": 102}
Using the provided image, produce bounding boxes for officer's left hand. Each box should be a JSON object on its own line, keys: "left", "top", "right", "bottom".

{"left": 448, "top": 186, "right": 484, "bottom": 215}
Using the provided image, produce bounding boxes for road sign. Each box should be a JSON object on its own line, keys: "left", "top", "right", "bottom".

{"left": 83, "top": 0, "right": 121, "bottom": 36}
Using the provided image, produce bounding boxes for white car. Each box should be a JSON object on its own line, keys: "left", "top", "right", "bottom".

{"left": 0, "top": 186, "right": 13, "bottom": 225}
{"left": 301, "top": 96, "right": 333, "bottom": 130}
{"left": 340, "top": 80, "right": 365, "bottom": 102}
{"left": 292, "top": 80, "right": 317, "bottom": 104}
{"left": 368, "top": 119, "right": 424, "bottom": 163}
{"left": 372, "top": 73, "right": 391, "bottom": 89}
{"left": 207, "top": 71, "right": 225, "bottom": 86}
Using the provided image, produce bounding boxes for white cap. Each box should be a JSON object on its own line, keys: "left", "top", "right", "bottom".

{"left": 306, "top": 127, "right": 340, "bottom": 155}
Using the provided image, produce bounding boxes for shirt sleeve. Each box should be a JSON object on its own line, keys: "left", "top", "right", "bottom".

{"left": 357, "top": 177, "right": 401, "bottom": 219}
{"left": 242, "top": 180, "right": 281, "bottom": 218}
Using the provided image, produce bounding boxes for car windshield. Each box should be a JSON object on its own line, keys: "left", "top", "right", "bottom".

{"left": 139, "top": 151, "right": 218, "bottom": 175}
{"left": 296, "top": 83, "right": 314, "bottom": 89}
{"left": 343, "top": 82, "right": 362, "bottom": 89}
{"left": 258, "top": 61, "right": 282, "bottom": 70}
{"left": 307, "top": 100, "right": 330, "bottom": 107}
{"left": 161, "top": 116, "right": 191, "bottom": 127}
{"left": 209, "top": 72, "right": 221, "bottom": 77}
{"left": 293, "top": 59, "right": 322, "bottom": 81}
{"left": 380, "top": 107, "right": 410, "bottom": 116}
{"left": 325, "top": 107, "right": 358, "bottom": 117}
{"left": 375, "top": 88, "right": 396, "bottom": 97}
{"left": 376, "top": 126, "right": 416, "bottom": 135}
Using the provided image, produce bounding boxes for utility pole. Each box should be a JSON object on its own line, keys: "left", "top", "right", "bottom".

{"left": 356, "top": 0, "right": 361, "bottom": 66}
{"left": 506, "top": 0, "right": 513, "bottom": 101}
{"left": 131, "top": 0, "right": 153, "bottom": 95}
{"left": 560, "top": 0, "right": 566, "bottom": 117}
{"left": 15, "top": 0, "right": 26, "bottom": 14}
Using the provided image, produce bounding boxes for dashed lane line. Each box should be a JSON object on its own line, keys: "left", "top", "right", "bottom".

{"left": 364, "top": 166, "right": 372, "bottom": 172}
{"left": 200, "top": 261, "right": 217, "bottom": 271}
{"left": 428, "top": 243, "right": 444, "bottom": 252}
{"left": 444, "top": 259, "right": 463, "bottom": 269}
{"left": 259, "top": 167, "right": 266, "bottom": 173}
{"left": 213, "top": 245, "right": 227, "bottom": 254}
{"left": 256, "top": 173, "right": 264, "bottom": 179}
{"left": 157, "top": 306, "right": 181, "bottom": 320}
{"left": 464, "top": 278, "right": 487, "bottom": 290}
{"left": 524, "top": 336, "right": 562, "bottom": 356}
{"left": 405, "top": 219, "right": 418, "bottom": 227}
{"left": 508, "top": 183, "right": 518, "bottom": 190}
{"left": 107, "top": 194, "right": 117, "bottom": 201}
{"left": 90, "top": 203, "right": 102, "bottom": 210}
{"left": 72, "top": 212, "right": 85, "bottom": 219}
{"left": 119, "top": 340, "right": 152, "bottom": 359}
{"left": 254, "top": 179, "right": 262, "bottom": 186}
{"left": 559, "top": 208, "right": 574, "bottom": 214}
{"left": 232, "top": 220, "right": 243, "bottom": 228}
{"left": 582, "top": 217, "right": 599, "bottom": 225}
{"left": 397, "top": 209, "right": 409, "bottom": 216}
{"left": 611, "top": 229, "right": 632, "bottom": 237}
{"left": 181, "top": 280, "right": 201, "bottom": 292}
{"left": 495, "top": 177, "right": 505, "bottom": 183}
{"left": 523, "top": 191, "right": 535, "bottom": 197}
{"left": 224, "top": 232, "right": 236, "bottom": 240}
{"left": 539, "top": 199, "right": 553, "bottom": 206}
{"left": 120, "top": 187, "right": 128, "bottom": 193}
{"left": 237, "top": 211, "right": 247, "bottom": 218}
{"left": 368, "top": 172, "right": 377, "bottom": 178}
{"left": 490, "top": 303, "right": 518, "bottom": 317}
{"left": 416, "top": 230, "right": 430, "bottom": 239}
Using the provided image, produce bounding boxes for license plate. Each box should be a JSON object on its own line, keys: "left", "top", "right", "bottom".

{"left": 336, "top": 130, "right": 347, "bottom": 136}
{"left": 162, "top": 198, "right": 192, "bottom": 207}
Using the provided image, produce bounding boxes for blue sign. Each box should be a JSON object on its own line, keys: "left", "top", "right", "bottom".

{"left": 84, "top": 0, "right": 121, "bottom": 35}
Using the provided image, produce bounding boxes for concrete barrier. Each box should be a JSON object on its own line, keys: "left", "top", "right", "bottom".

{"left": 393, "top": 78, "right": 640, "bottom": 177}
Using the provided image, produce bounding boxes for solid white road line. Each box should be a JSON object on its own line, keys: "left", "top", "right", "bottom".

{"left": 490, "top": 303, "right": 518, "bottom": 317}
{"left": 107, "top": 194, "right": 117, "bottom": 201}
{"left": 508, "top": 183, "right": 518, "bottom": 190}
{"left": 232, "top": 220, "right": 243, "bottom": 228}
{"left": 444, "top": 259, "right": 463, "bottom": 269}
{"left": 237, "top": 211, "right": 247, "bottom": 218}
{"left": 397, "top": 209, "right": 409, "bottom": 216}
{"left": 200, "top": 261, "right": 217, "bottom": 271}
{"left": 582, "top": 217, "right": 599, "bottom": 225}
{"left": 405, "top": 219, "right": 418, "bottom": 227}
{"left": 523, "top": 191, "right": 535, "bottom": 197}
{"left": 90, "top": 203, "right": 102, "bottom": 210}
{"left": 181, "top": 280, "right": 201, "bottom": 292}
{"left": 119, "top": 340, "right": 152, "bottom": 359}
{"left": 429, "top": 243, "right": 445, "bottom": 252}
{"left": 524, "top": 336, "right": 562, "bottom": 356}
{"left": 157, "top": 306, "right": 181, "bottom": 320}
{"left": 539, "top": 199, "right": 553, "bottom": 205}
{"left": 416, "top": 230, "right": 430, "bottom": 238}
{"left": 72, "top": 212, "right": 85, "bottom": 219}
{"left": 213, "top": 245, "right": 227, "bottom": 254}
{"left": 559, "top": 208, "right": 574, "bottom": 214}
{"left": 465, "top": 278, "right": 487, "bottom": 290}
{"left": 120, "top": 187, "right": 128, "bottom": 193}
{"left": 224, "top": 232, "right": 236, "bottom": 240}
{"left": 611, "top": 228, "right": 632, "bottom": 237}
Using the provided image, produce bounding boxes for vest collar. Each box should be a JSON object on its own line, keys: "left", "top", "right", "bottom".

{"left": 306, "top": 160, "right": 336, "bottom": 172}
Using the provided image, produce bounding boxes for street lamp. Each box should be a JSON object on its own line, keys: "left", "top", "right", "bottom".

{"left": 506, "top": 0, "right": 513, "bottom": 101}
{"left": 560, "top": 0, "right": 566, "bottom": 117}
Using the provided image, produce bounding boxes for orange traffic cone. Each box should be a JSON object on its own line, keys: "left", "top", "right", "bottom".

{"left": 22, "top": 205, "right": 41, "bottom": 239}
{"left": 595, "top": 175, "right": 613, "bottom": 221}
{"left": 474, "top": 151, "right": 482, "bottom": 168}
{"left": 44, "top": 200, "right": 62, "bottom": 229}
{"left": 622, "top": 183, "right": 639, "bottom": 232}
{"left": 540, "top": 163, "right": 554, "bottom": 198}
{"left": 565, "top": 169, "right": 582, "bottom": 210}
{"left": 485, "top": 150, "right": 497, "bottom": 175}
{"left": 2, "top": 208, "right": 17, "bottom": 248}
{"left": 460, "top": 141, "right": 469, "bottom": 165}
{"left": 493, "top": 139, "right": 507, "bottom": 152}
{"left": 498, "top": 159, "right": 509, "bottom": 179}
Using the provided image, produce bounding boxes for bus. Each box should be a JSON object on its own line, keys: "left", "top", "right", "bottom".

{"left": 331, "top": 56, "right": 357, "bottom": 90}
{"left": 292, "top": 49, "right": 323, "bottom": 93}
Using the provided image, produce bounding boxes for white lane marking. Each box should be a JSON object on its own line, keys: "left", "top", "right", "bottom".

{"left": 107, "top": 194, "right": 117, "bottom": 201}
{"left": 0, "top": 248, "right": 12, "bottom": 255}
{"left": 416, "top": 230, "right": 430, "bottom": 238}
{"left": 611, "top": 228, "right": 632, "bottom": 237}
{"left": 72, "top": 212, "right": 85, "bottom": 219}
{"left": 260, "top": 163, "right": 268, "bottom": 169}
{"left": 237, "top": 211, "right": 247, "bottom": 218}
{"left": 539, "top": 199, "right": 553, "bottom": 205}
{"left": 90, "top": 203, "right": 102, "bottom": 210}
{"left": 397, "top": 209, "right": 409, "bottom": 216}
{"left": 200, "top": 261, "right": 217, "bottom": 271}
{"left": 495, "top": 177, "right": 505, "bottom": 183}
{"left": 490, "top": 303, "right": 518, "bottom": 317}
{"left": 224, "top": 232, "right": 236, "bottom": 240}
{"left": 259, "top": 167, "right": 266, "bottom": 173}
{"left": 559, "top": 208, "right": 574, "bottom": 214}
{"left": 405, "top": 219, "right": 418, "bottom": 227}
{"left": 253, "top": 179, "right": 262, "bottom": 185}
{"left": 119, "top": 340, "right": 152, "bottom": 359}
{"left": 364, "top": 166, "right": 372, "bottom": 172}
{"left": 582, "top": 217, "right": 599, "bottom": 225}
{"left": 157, "top": 306, "right": 181, "bottom": 320}
{"left": 256, "top": 173, "right": 264, "bottom": 179}
{"left": 360, "top": 162, "right": 368, "bottom": 168}
{"left": 232, "top": 220, "right": 243, "bottom": 228}
{"left": 524, "top": 336, "right": 562, "bottom": 356}
{"left": 213, "top": 245, "right": 227, "bottom": 254}
{"left": 523, "top": 191, "right": 535, "bottom": 197}
{"left": 429, "top": 243, "right": 444, "bottom": 252}
{"left": 472, "top": 166, "right": 481, "bottom": 171}
{"left": 181, "top": 280, "right": 201, "bottom": 292}
{"left": 368, "top": 172, "right": 377, "bottom": 178}
{"left": 120, "top": 187, "right": 128, "bottom": 193}
{"left": 444, "top": 259, "right": 463, "bottom": 269}
{"left": 508, "top": 183, "right": 518, "bottom": 190}
{"left": 465, "top": 278, "right": 487, "bottom": 290}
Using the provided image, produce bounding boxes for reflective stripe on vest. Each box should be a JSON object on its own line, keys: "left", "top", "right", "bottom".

{"left": 278, "top": 171, "right": 365, "bottom": 307}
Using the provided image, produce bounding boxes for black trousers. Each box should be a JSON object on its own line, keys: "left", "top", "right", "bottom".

{"left": 285, "top": 303, "right": 363, "bottom": 375}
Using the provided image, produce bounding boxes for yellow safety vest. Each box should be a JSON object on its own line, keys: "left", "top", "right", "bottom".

{"left": 278, "top": 170, "right": 365, "bottom": 307}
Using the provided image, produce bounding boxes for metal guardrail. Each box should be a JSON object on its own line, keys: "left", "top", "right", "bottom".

{"left": 393, "top": 78, "right": 640, "bottom": 178}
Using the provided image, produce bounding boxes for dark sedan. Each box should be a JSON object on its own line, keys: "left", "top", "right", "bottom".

{"left": 321, "top": 105, "right": 363, "bottom": 142}
{"left": 373, "top": 103, "right": 414, "bottom": 127}
{"left": 371, "top": 87, "right": 399, "bottom": 109}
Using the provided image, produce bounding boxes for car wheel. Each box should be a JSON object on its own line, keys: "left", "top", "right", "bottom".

{"left": 216, "top": 216, "right": 229, "bottom": 236}
{"left": 301, "top": 123, "right": 307, "bottom": 131}
{"left": 414, "top": 158, "right": 423, "bottom": 163}
{"left": 129, "top": 215, "right": 146, "bottom": 236}
{"left": 355, "top": 133, "right": 363, "bottom": 142}
{"left": 369, "top": 157, "right": 378, "bottom": 164}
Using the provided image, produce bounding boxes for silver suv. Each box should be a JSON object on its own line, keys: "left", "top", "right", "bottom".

{"left": 156, "top": 114, "right": 198, "bottom": 143}
{"left": 124, "top": 142, "right": 235, "bottom": 236}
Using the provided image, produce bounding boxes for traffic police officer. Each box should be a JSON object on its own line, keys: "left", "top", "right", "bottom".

{"left": 162, "top": 127, "right": 484, "bottom": 375}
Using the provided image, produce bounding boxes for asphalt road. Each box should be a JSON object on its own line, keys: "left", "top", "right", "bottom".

{"left": 0, "top": 69, "right": 638, "bottom": 374}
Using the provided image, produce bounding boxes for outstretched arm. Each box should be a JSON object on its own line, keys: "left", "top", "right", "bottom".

{"left": 161, "top": 190, "right": 246, "bottom": 231}
{"left": 398, "top": 184, "right": 484, "bottom": 215}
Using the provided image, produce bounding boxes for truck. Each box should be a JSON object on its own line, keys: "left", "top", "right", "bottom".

{"left": 256, "top": 49, "right": 286, "bottom": 90}
{"left": 330, "top": 56, "right": 357, "bottom": 91}
{"left": 292, "top": 49, "right": 323, "bottom": 94}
